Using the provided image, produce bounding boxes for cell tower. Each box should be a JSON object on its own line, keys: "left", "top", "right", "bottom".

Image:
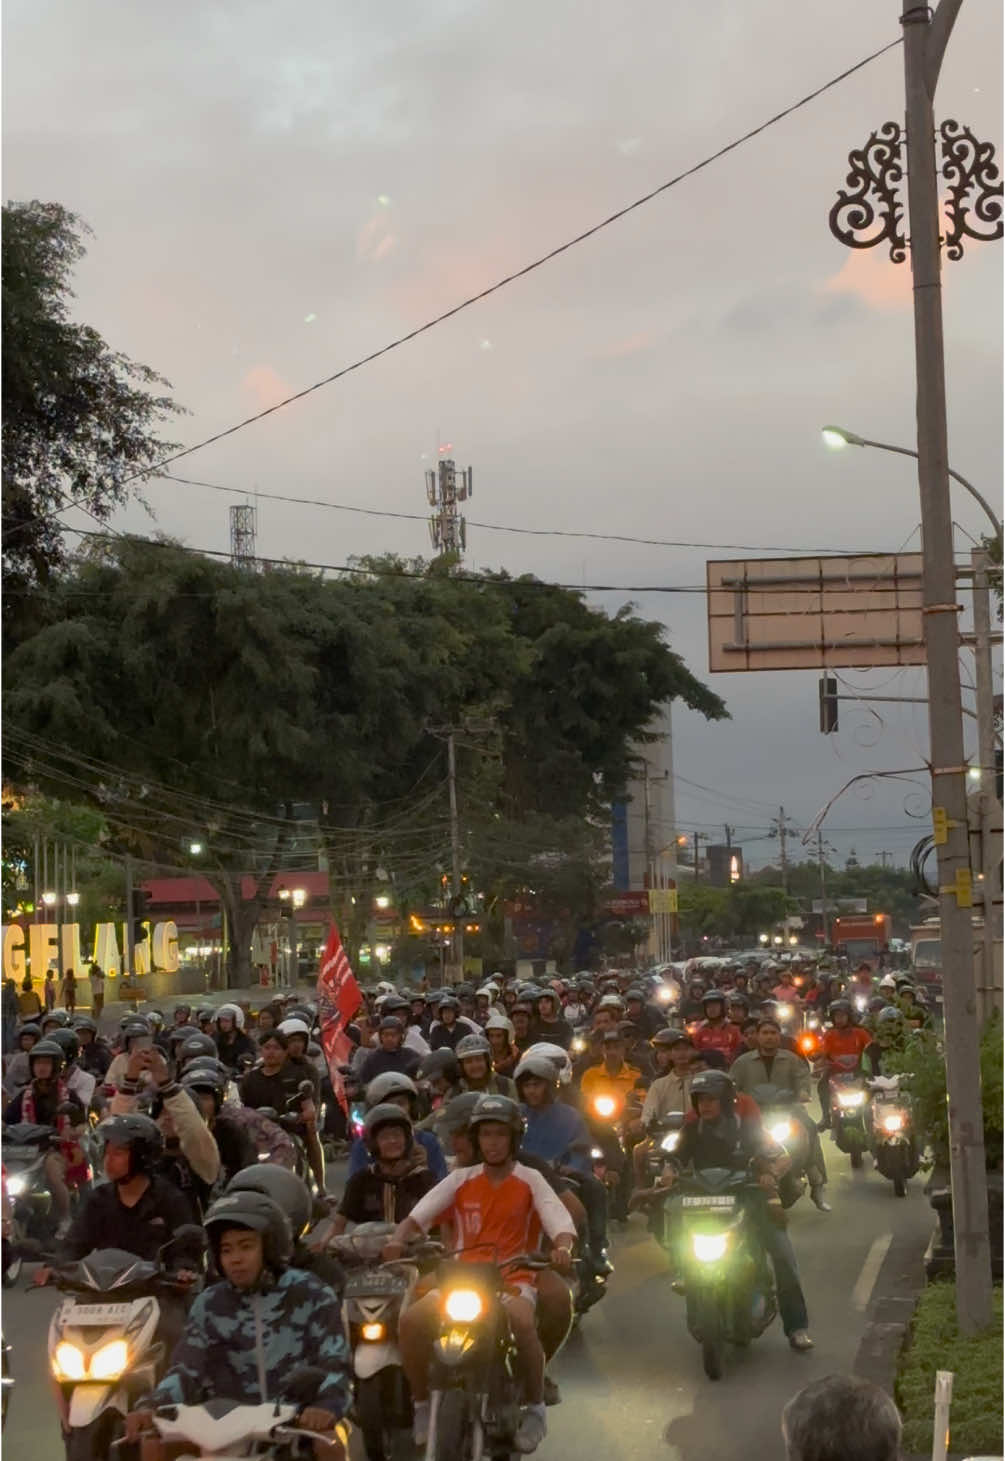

{"left": 229, "top": 503, "right": 257, "bottom": 569}
{"left": 426, "top": 453, "right": 472, "bottom": 559}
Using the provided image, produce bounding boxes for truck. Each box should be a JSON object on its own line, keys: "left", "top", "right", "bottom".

{"left": 831, "top": 913, "right": 892, "bottom": 968}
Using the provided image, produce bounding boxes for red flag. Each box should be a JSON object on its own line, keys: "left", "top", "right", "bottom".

{"left": 316, "top": 919, "right": 363, "bottom": 1114}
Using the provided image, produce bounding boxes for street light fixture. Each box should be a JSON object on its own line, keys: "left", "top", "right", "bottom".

{"left": 42, "top": 891, "right": 58, "bottom": 908}
{"left": 66, "top": 892, "right": 80, "bottom": 908}
{"left": 189, "top": 842, "right": 204, "bottom": 856}
{"left": 821, "top": 425, "right": 1002, "bottom": 546}
{"left": 291, "top": 888, "right": 307, "bottom": 910}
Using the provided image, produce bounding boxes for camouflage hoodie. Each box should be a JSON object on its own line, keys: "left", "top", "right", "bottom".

{"left": 150, "top": 1265, "right": 351, "bottom": 1418}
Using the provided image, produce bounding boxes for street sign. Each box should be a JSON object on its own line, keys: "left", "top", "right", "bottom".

{"left": 605, "top": 891, "right": 650, "bottom": 917}
{"left": 706, "top": 553, "right": 925, "bottom": 671}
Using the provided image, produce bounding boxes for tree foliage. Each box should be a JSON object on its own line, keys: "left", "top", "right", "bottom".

{"left": 2, "top": 201, "right": 181, "bottom": 641}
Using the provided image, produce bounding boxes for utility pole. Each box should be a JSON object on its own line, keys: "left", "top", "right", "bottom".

{"left": 971, "top": 547, "right": 1002, "bottom": 1019}
{"left": 124, "top": 852, "right": 134, "bottom": 981}
{"left": 771, "top": 806, "right": 791, "bottom": 893}
{"left": 724, "top": 824, "right": 733, "bottom": 849}
{"left": 817, "top": 830, "right": 829, "bottom": 942}
{"left": 692, "top": 831, "right": 702, "bottom": 883}
{"left": 447, "top": 731, "right": 464, "bottom": 981}
{"left": 902, "top": 0, "right": 990, "bottom": 1330}
{"left": 875, "top": 850, "right": 892, "bottom": 869}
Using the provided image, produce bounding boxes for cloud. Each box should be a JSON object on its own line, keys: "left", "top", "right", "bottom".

{"left": 242, "top": 365, "right": 295, "bottom": 410}
{"left": 822, "top": 246, "right": 913, "bottom": 310}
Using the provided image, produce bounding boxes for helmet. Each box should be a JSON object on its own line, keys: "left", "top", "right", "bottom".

{"left": 278, "top": 1018, "right": 310, "bottom": 1039}
{"left": 624, "top": 987, "right": 646, "bottom": 1005}
{"left": 365, "top": 1072, "right": 419, "bottom": 1108}
{"left": 41, "top": 1009, "right": 70, "bottom": 1029}
{"left": 173, "top": 1004, "right": 193, "bottom": 1021}
{"left": 513, "top": 1054, "right": 559, "bottom": 1088}
{"left": 468, "top": 1093, "right": 526, "bottom": 1150}
{"left": 227, "top": 1164, "right": 313, "bottom": 1238}
{"left": 651, "top": 1027, "right": 691, "bottom": 1049}
{"left": 363, "top": 1102, "right": 413, "bottom": 1154}
{"left": 204, "top": 1190, "right": 292, "bottom": 1272}
{"left": 97, "top": 1113, "right": 164, "bottom": 1177}
{"left": 522, "top": 1042, "right": 572, "bottom": 1085}
{"left": 912, "top": 986, "right": 930, "bottom": 1005}
{"left": 123, "top": 1017, "right": 153, "bottom": 1046}
{"left": 701, "top": 988, "right": 727, "bottom": 1009}
{"left": 180, "top": 1068, "right": 226, "bottom": 1109}
{"left": 689, "top": 1070, "right": 736, "bottom": 1117}
{"left": 878, "top": 975, "right": 897, "bottom": 993}
{"left": 439, "top": 1091, "right": 483, "bottom": 1134}
{"left": 375, "top": 981, "right": 397, "bottom": 998}
{"left": 48, "top": 1028, "right": 80, "bottom": 1065}
{"left": 18, "top": 1022, "right": 42, "bottom": 1045}
{"left": 476, "top": 984, "right": 498, "bottom": 1001}
{"left": 196, "top": 1005, "right": 216, "bottom": 1024}
{"left": 179, "top": 1032, "right": 219, "bottom": 1067}
{"left": 145, "top": 1010, "right": 164, "bottom": 1032}
{"left": 216, "top": 1003, "right": 245, "bottom": 1030}
{"left": 418, "top": 1049, "right": 460, "bottom": 1084}
{"left": 868, "top": 996, "right": 888, "bottom": 1014}
{"left": 167, "top": 1024, "right": 195, "bottom": 1049}
{"left": 72, "top": 1015, "right": 98, "bottom": 1036}
{"left": 876, "top": 1006, "right": 903, "bottom": 1027}
{"left": 378, "top": 1016, "right": 404, "bottom": 1034}
{"left": 597, "top": 994, "right": 625, "bottom": 1013}
{"left": 184, "top": 1055, "right": 231, "bottom": 1083}
{"left": 383, "top": 997, "right": 411, "bottom": 1017}
{"left": 829, "top": 999, "right": 853, "bottom": 1019}
{"left": 455, "top": 1033, "right": 491, "bottom": 1062}
{"left": 727, "top": 993, "right": 750, "bottom": 1012}
{"left": 28, "top": 1038, "right": 66, "bottom": 1077}
{"left": 484, "top": 1013, "right": 515, "bottom": 1038}
{"left": 436, "top": 995, "right": 460, "bottom": 1014}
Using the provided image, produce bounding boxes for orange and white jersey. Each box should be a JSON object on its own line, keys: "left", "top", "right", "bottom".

{"left": 408, "top": 1161, "right": 573, "bottom": 1265}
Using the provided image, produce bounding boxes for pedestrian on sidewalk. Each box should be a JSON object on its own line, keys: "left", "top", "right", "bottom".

{"left": 88, "top": 962, "right": 105, "bottom": 1018}
{"left": 60, "top": 967, "right": 77, "bottom": 1016}
{"left": 43, "top": 969, "right": 57, "bottom": 1012}
{"left": 17, "top": 973, "right": 42, "bottom": 1019}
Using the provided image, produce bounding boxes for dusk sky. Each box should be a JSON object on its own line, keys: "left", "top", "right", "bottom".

{"left": 5, "top": 0, "right": 1002, "bottom": 870}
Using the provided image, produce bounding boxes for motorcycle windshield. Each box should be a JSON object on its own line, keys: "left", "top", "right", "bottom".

{"left": 63, "top": 1248, "right": 160, "bottom": 1293}
{"left": 3, "top": 1123, "right": 57, "bottom": 1146}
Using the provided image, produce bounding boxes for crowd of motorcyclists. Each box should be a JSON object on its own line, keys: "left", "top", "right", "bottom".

{"left": 0, "top": 951, "right": 936, "bottom": 1457}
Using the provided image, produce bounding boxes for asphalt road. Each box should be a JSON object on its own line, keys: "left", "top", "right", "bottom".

{"left": 3, "top": 1138, "right": 933, "bottom": 1461}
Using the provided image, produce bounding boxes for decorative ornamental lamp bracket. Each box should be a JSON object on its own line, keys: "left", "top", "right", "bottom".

{"left": 939, "top": 120, "right": 1003, "bottom": 260}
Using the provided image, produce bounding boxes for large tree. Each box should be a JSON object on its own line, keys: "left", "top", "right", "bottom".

{"left": 2, "top": 201, "right": 180, "bottom": 643}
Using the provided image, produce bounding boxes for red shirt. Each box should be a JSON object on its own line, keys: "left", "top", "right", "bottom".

{"left": 692, "top": 1020, "right": 744, "bottom": 1061}
{"left": 408, "top": 1161, "right": 573, "bottom": 1273}
{"left": 820, "top": 1026, "right": 871, "bottom": 1071}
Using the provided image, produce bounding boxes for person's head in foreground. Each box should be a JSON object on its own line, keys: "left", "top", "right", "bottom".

{"left": 782, "top": 1373, "right": 902, "bottom": 1461}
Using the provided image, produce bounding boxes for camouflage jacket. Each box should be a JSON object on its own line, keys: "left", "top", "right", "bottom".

{"left": 150, "top": 1266, "right": 351, "bottom": 1418}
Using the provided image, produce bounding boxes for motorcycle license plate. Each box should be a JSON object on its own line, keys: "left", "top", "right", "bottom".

{"left": 682, "top": 1195, "right": 736, "bottom": 1209}
{"left": 67, "top": 1303, "right": 134, "bottom": 1323}
{"left": 3, "top": 1147, "right": 39, "bottom": 1161}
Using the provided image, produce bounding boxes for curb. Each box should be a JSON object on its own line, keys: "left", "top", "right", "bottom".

{"left": 852, "top": 1220, "right": 933, "bottom": 1396}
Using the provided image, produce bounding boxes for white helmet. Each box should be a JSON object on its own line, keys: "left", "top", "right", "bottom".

{"left": 216, "top": 1003, "right": 245, "bottom": 1030}
{"left": 278, "top": 1018, "right": 310, "bottom": 1039}
{"left": 476, "top": 984, "right": 499, "bottom": 1001}
{"left": 484, "top": 1012, "right": 515, "bottom": 1038}
{"left": 376, "top": 981, "right": 397, "bottom": 998}
{"left": 523, "top": 1041, "right": 573, "bottom": 1086}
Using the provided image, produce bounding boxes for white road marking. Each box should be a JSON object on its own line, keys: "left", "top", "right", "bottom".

{"left": 851, "top": 1233, "right": 893, "bottom": 1311}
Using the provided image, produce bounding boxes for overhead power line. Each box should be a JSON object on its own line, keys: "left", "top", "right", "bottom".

{"left": 119, "top": 38, "right": 902, "bottom": 481}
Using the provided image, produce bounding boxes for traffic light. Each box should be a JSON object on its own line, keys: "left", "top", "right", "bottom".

{"left": 130, "top": 889, "right": 150, "bottom": 944}
{"left": 819, "top": 675, "right": 839, "bottom": 734}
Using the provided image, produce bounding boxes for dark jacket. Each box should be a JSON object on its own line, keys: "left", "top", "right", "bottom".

{"left": 60, "top": 1175, "right": 193, "bottom": 1263}
{"left": 531, "top": 1017, "right": 574, "bottom": 1051}
{"left": 239, "top": 1064, "right": 305, "bottom": 1114}
{"left": 670, "top": 1112, "right": 779, "bottom": 1176}
{"left": 215, "top": 1030, "right": 257, "bottom": 1072}
{"left": 4, "top": 1084, "right": 85, "bottom": 1127}
{"left": 338, "top": 1162, "right": 437, "bottom": 1226}
{"left": 357, "top": 1046, "right": 421, "bottom": 1086}
{"left": 149, "top": 1267, "right": 352, "bottom": 1418}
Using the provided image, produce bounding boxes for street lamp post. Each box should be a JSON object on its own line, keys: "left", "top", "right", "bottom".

{"left": 821, "top": 426, "right": 1003, "bottom": 547}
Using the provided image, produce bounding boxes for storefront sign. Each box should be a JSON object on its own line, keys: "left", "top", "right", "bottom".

{"left": 2, "top": 921, "right": 179, "bottom": 981}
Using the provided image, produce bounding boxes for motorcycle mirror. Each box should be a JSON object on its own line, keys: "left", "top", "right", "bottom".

{"left": 256, "top": 1106, "right": 279, "bottom": 1120}
{"left": 280, "top": 1365, "right": 326, "bottom": 1407}
{"left": 297, "top": 1080, "right": 314, "bottom": 1096}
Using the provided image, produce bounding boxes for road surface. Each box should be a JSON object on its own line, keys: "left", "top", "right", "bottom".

{"left": 3, "top": 1143, "right": 932, "bottom": 1459}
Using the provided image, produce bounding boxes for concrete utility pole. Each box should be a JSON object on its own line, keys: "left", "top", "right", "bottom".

{"left": 817, "top": 830, "right": 829, "bottom": 939}
{"left": 970, "top": 547, "right": 1003, "bottom": 1020}
{"left": 901, "top": 0, "right": 991, "bottom": 1330}
{"left": 447, "top": 730, "right": 464, "bottom": 979}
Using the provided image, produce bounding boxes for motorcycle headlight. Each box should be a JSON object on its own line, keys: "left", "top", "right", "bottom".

{"left": 660, "top": 1132, "right": 680, "bottom": 1152}
{"left": 776, "top": 1004, "right": 794, "bottom": 1022}
{"left": 361, "top": 1322, "right": 385, "bottom": 1342}
{"left": 593, "top": 1096, "right": 616, "bottom": 1119}
{"left": 882, "top": 1112, "right": 906, "bottom": 1132}
{"left": 89, "top": 1340, "right": 128, "bottom": 1381}
{"left": 770, "top": 1120, "right": 793, "bottom": 1143}
{"left": 444, "top": 1288, "right": 484, "bottom": 1323}
{"left": 571, "top": 1037, "right": 586, "bottom": 1054}
{"left": 5, "top": 1174, "right": 27, "bottom": 1197}
{"left": 590, "top": 1146, "right": 604, "bottom": 1160}
{"left": 837, "top": 1090, "right": 865, "bottom": 1108}
{"left": 854, "top": 996, "right": 867, "bottom": 1012}
{"left": 53, "top": 1342, "right": 87, "bottom": 1381}
{"left": 656, "top": 985, "right": 673, "bottom": 1004}
{"left": 692, "top": 1232, "right": 729, "bottom": 1262}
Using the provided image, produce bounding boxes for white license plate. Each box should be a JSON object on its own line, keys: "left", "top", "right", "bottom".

{"left": 67, "top": 1303, "right": 133, "bottom": 1323}
{"left": 3, "top": 1147, "right": 39, "bottom": 1161}
{"left": 682, "top": 1195, "right": 736, "bottom": 1209}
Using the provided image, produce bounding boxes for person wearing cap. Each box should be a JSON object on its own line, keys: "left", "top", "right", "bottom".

{"left": 357, "top": 1016, "right": 422, "bottom": 1086}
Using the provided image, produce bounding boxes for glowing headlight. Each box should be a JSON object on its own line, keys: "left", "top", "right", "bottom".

{"left": 770, "top": 1120, "right": 793, "bottom": 1143}
{"left": 660, "top": 1132, "right": 680, "bottom": 1152}
{"left": 837, "top": 1090, "right": 865, "bottom": 1108}
{"left": 656, "top": 985, "right": 673, "bottom": 1004}
{"left": 807, "top": 1016, "right": 820, "bottom": 1030}
{"left": 571, "top": 1037, "right": 586, "bottom": 1054}
{"left": 590, "top": 1146, "right": 604, "bottom": 1160}
{"left": 776, "top": 1004, "right": 794, "bottom": 1021}
{"left": 53, "top": 1342, "right": 86, "bottom": 1381}
{"left": 593, "top": 1096, "right": 616, "bottom": 1119}
{"left": 361, "top": 1322, "right": 385, "bottom": 1342}
{"left": 89, "top": 1340, "right": 128, "bottom": 1381}
{"left": 854, "top": 995, "right": 867, "bottom": 1012}
{"left": 692, "top": 1232, "right": 729, "bottom": 1262}
{"left": 444, "top": 1288, "right": 484, "bottom": 1323}
{"left": 5, "top": 1174, "right": 27, "bottom": 1197}
{"left": 882, "top": 1112, "right": 906, "bottom": 1133}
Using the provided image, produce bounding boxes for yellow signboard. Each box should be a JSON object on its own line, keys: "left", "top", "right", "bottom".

{"left": 2, "top": 921, "right": 179, "bottom": 982}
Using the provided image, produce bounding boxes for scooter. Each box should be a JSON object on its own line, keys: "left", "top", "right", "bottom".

{"left": 749, "top": 1086, "right": 809, "bottom": 1204}
{"left": 2, "top": 1122, "right": 69, "bottom": 1280}
{"left": 827, "top": 1068, "right": 869, "bottom": 1170}
{"left": 333, "top": 1222, "right": 422, "bottom": 1461}
{"left": 148, "top": 1367, "right": 350, "bottom": 1458}
{"left": 586, "top": 1093, "right": 633, "bottom": 1221}
{"left": 425, "top": 1249, "right": 553, "bottom": 1461}
{"left": 867, "top": 1075, "right": 919, "bottom": 1198}
{"left": 665, "top": 1167, "right": 778, "bottom": 1381}
{"left": 41, "top": 1230, "right": 205, "bottom": 1459}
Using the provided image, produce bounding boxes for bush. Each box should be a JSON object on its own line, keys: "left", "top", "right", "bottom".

{"left": 895, "top": 1280, "right": 1003, "bottom": 1455}
{"left": 885, "top": 1009, "right": 1002, "bottom": 1170}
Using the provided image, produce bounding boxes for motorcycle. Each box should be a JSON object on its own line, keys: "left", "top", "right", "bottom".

{"left": 42, "top": 1229, "right": 206, "bottom": 1459}
{"left": 665, "top": 1167, "right": 777, "bottom": 1381}
{"left": 827, "top": 1069, "right": 869, "bottom": 1169}
{"left": 255, "top": 1079, "right": 319, "bottom": 1189}
{"left": 2, "top": 1121, "right": 86, "bottom": 1281}
{"left": 332, "top": 1222, "right": 424, "bottom": 1461}
{"left": 148, "top": 1366, "right": 349, "bottom": 1458}
{"left": 425, "top": 1249, "right": 553, "bottom": 1461}
{"left": 586, "top": 1092, "right": 634, "bottom": 1222}
{"left": 749, "top": 1085, "right": 809, "bottom": 1204}
{"left": 867, "top": 1075, "right": 919, "bottom": 1198}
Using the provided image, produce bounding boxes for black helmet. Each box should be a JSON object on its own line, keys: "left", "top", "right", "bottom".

{"left": 867, "top": 995, "right": 887, "bottom": 1014}
{"left": 436, "top": 994, "right": 460, "bottom": 1014}
{"left": 181, "top": 1068, "right": 226, "bottom": 1110}
{"left": 204, "top": 1190, "right": 292, "bottom": 1272}
{"left": 689, "top": 1070, "right": 736, "bottom": 1117}
{"left": 378, "top": 1016, "right": 404, "bottom": 1034}
{"left": 48, "top": 1028, "right": 80, "bottom": 1065}
{"left": 174, "top": 1003, "right": 193, "bottom": 1019}
{"left": 72, "top": 1015, "right": 98, "bottom": 1036}
{"left": 179, "top": 1032, "right": 218, "bottom": 1068}
{"left": 226, "top": 1165, "right": 312, "bottom": 1239}
{"left": 184, "top": 1055, "right": 231, "bottom": 1082}
{"left": 97, "top": 1114, "right": 164, "bottom": 1177}
{"left": 123, "top": 1016, "right": 153, "bottom": 1046}
{"left": 468, "top": 1093, "right": 526, "bottom": 1153}
{"left": 727, "top": 993, "right": 750, "bottom": 1012}
{"left": 701, "top": 988, "right": 727, "bottom": 1009}
{"left": 167, "top": 1024, "right": 195, "bottom": 1048}
{"left": 418, "top": 1049, "right": 460, "bottom": 1084}
{"left": 28, "top": 1038, "right": 66, "bottom": 1077}
{"left": 42, "top": 1009, "right": 70, "bottom": 1029}
{"left": 18, "top": 1022, "right": 42, "bottom": 1045}
{"left": 651, "top": 1027, "right": 691, "bottom": 1049}
{"left": 363, "top": 1102, "right": 413, "bottom": 1155}
{"left": 439, "top": 1091, "right": 483, "bottom": 1134}
{"left": 829, "top": 998, "right": 853, "bottom": 1019}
